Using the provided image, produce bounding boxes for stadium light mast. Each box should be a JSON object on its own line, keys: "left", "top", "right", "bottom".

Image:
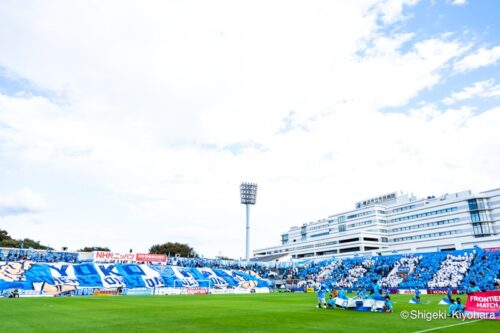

{"left": 240, "top": 182, "right": 258, "bottom": 261}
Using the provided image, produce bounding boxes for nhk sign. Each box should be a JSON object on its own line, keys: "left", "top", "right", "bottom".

{"left": 92, "top": 252, "right": 166, "bottom": 262}
{"left": 93, "top": 251, "right": 137, "bottom": 262}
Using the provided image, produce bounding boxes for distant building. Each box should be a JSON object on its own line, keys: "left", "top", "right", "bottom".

{"left": 253, "top": 188, "right": 500, "bottom": 260}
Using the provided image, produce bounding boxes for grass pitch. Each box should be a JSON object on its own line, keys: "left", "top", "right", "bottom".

{"left": 0, "top": 293, "right": 497, "bottom": 333}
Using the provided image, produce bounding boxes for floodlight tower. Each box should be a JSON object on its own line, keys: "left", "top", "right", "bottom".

{"left": 240, "top": 182, "right": 258, "bottom": 261}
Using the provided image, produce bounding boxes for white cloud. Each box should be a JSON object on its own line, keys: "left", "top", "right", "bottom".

{"left": 0, "top": 188, "right": 45, "bottom": 217}
{"left": 454, "top": 46, "right": 500, "bottom": 72}
{"left": 442, "top": 79, "right": 500, "bottom": 104}
{"left": 3, "top": 95, "right": 500, "bottom": 256}
{"left": 450, "top": 0, "right": 468, "bottom": 6}
{"left": 371, "top": 0, "right": 420, "bottom": 24}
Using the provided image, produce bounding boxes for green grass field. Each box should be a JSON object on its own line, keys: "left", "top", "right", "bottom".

{"left": 0, "top": 293, "right": 497, "bottom": 333}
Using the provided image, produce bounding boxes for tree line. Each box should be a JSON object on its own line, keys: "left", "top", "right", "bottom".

{"left": 0, "top": 228, "right": 199, "bottom": 257}
{"left": 0, "top": 229, "right": 51, "bottom": 250}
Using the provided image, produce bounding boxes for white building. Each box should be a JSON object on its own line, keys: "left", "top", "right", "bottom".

{"left": 253, "top": 188, "right": 500, "bottom": 261}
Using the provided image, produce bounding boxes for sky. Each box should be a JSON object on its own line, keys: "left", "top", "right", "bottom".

{"left": 0, "top": 0, "right": 499, "bottom": 258}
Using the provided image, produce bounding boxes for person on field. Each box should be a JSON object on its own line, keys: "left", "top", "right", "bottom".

{"left": 449, "top": 297, "right": 464, "bottom": 317}
{"left": 337, "top": 287, "right": 347, "bottom": 299}
{"left": 410, "top": 289, "right": 422, "bottom": 304}
{"left": 467, "top": 281, "right": 481, "bottom": 294}
{"left": 327, "top": 294, "right": 335, "bottom": 309}
{"left": 8, "top": 288, "right": 19, "bottom": 298}
{"left": 383, "top": 295, "right": 393, "bottom": 313}
{"left": 448, "top": 299, "right": 457, "bottom": 317}
{"left": 455, "top": 298, "right": 464, "bottom": 314}
{"left": 316, "top": 284, "right": 327, "bottom": 309}
{"left": 371, "top": 280, "right": 381, "bottom": 298}
{"left": 356, "top": 286, "right": 366, "bottom": 299}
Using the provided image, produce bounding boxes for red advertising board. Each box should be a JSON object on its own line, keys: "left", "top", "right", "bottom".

{"left": 136, "top": 253, "right": 167, "bottom": 262}
{"left": 484, "top": 247, "right": 500, "bottom": 252}
{"left": 465, "top": 291, "right": 500, "bottom": 319}
{"left": 185, "top": 287, "right": 208, "bottom": 295}
{"left": 427, "top": 289, "right": 458, "bottom": 295}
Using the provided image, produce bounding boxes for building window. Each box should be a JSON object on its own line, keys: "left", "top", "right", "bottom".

{"left": 469, "top": 199, "right": 490, "bottom": 224}
{"left": 471, "top": 211, "right": 481, "bottom": 222}
{"left": 390, "top": 207, "right": 458, "bottom": 223}
{"left": 339, "top": 237, "right": 359, "bottom": 244}
{"left": 469, "top": 198, "right": 487, "bottom": 210}
{"left": 339, "top": 247, "right": 360, "bottom": 253}
{"left": 311, "top": 232, "right": 329, "bottom": 238}
{"left": 391, "top": 218, "right": 460, "bottom": 232}
{"left": 468, "top": 199, "right": 478, "bottom": 211}
{"left": 281, "top": 234, "right": 288, "bottom": 245}
{"left": 392, "top": 205, "right": 415, "bottom": 213}
{"left": 392, "top": 230, "right": 460, "bottom": 242}
{"left": 473, "top": 222, "right": 492, "bottom": 237}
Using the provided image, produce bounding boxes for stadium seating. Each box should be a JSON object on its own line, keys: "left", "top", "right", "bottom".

{"left": 353, "top": 255, "right": 401, "bottom": 289}
{"left": 2, "top": 246, "right": 499, "bottom": 295}
{"left": 399, "top": 252, "right": 448, "bottom": 289}
{"left": 379, "top": 255, "right": 420, "bottom": 288}
{"left": 0, "top": 248, "right": 79, "bottom": 263}
{"left": 461, "top": 250, "right": 500, "bottom": 291}
{"left": 427, "top": 252, "right": 473, "bottom": 288}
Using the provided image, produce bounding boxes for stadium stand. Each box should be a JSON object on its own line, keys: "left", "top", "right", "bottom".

{"left": 353, "top": 255, "right": 401, "bottom": 289}
{"left": 398, "top": 253, "right": 447, "bottom": 289}
{"left": 461, "top": 250, "right": 500, "bottom": 291}
{"left": 0, "top": 248, "right": 79, "bottom": 263}
{"left": 379, "top": 255, "right": 419, "bottom": 288}
{"left": 427, "top": 252, "right": 473, "bottom": 288}
{"left": 1, "top": 246, "right": 499, "bottom": 296}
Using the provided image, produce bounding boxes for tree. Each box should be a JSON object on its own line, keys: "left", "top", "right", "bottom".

{"left": 78, "top": 246, "right": 111, "bottom": 252}
{"left": 20, "top": 238, "right": 52, "bottom": 250}
{"left": 0, "top": 229, "right": 9, "bottom": 241}
{"left": 149, "top": 242, "right": 198, "bottom": 257}
{"left": 0, "top": 229, "right": 51, "bottom": 250}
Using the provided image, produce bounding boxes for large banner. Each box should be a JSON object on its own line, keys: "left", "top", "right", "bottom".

{"left": 398, "top": 289, "right": 427, "bottom": 295}
{"left": 465, "top": 291, "right": 500, "bottom": 320}
{"left": 334, "top": 295, "right": 386, "bottom": 312}
{"left": 0, "top": 261, "right": 268, "bottom": 295}
{"left": 146, "top": 266, "right": 267, "bottom": 289}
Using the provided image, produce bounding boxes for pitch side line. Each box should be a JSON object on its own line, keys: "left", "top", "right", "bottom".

{"left": 412, "top": 320, "right": 480, "bottom": 333}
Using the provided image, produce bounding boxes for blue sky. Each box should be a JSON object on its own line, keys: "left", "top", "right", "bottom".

{"left": 377, "top": 0, "right": 500, "bottom": 113}
{"left": 0, "top": 0, "right": 499, "bottom": 258}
